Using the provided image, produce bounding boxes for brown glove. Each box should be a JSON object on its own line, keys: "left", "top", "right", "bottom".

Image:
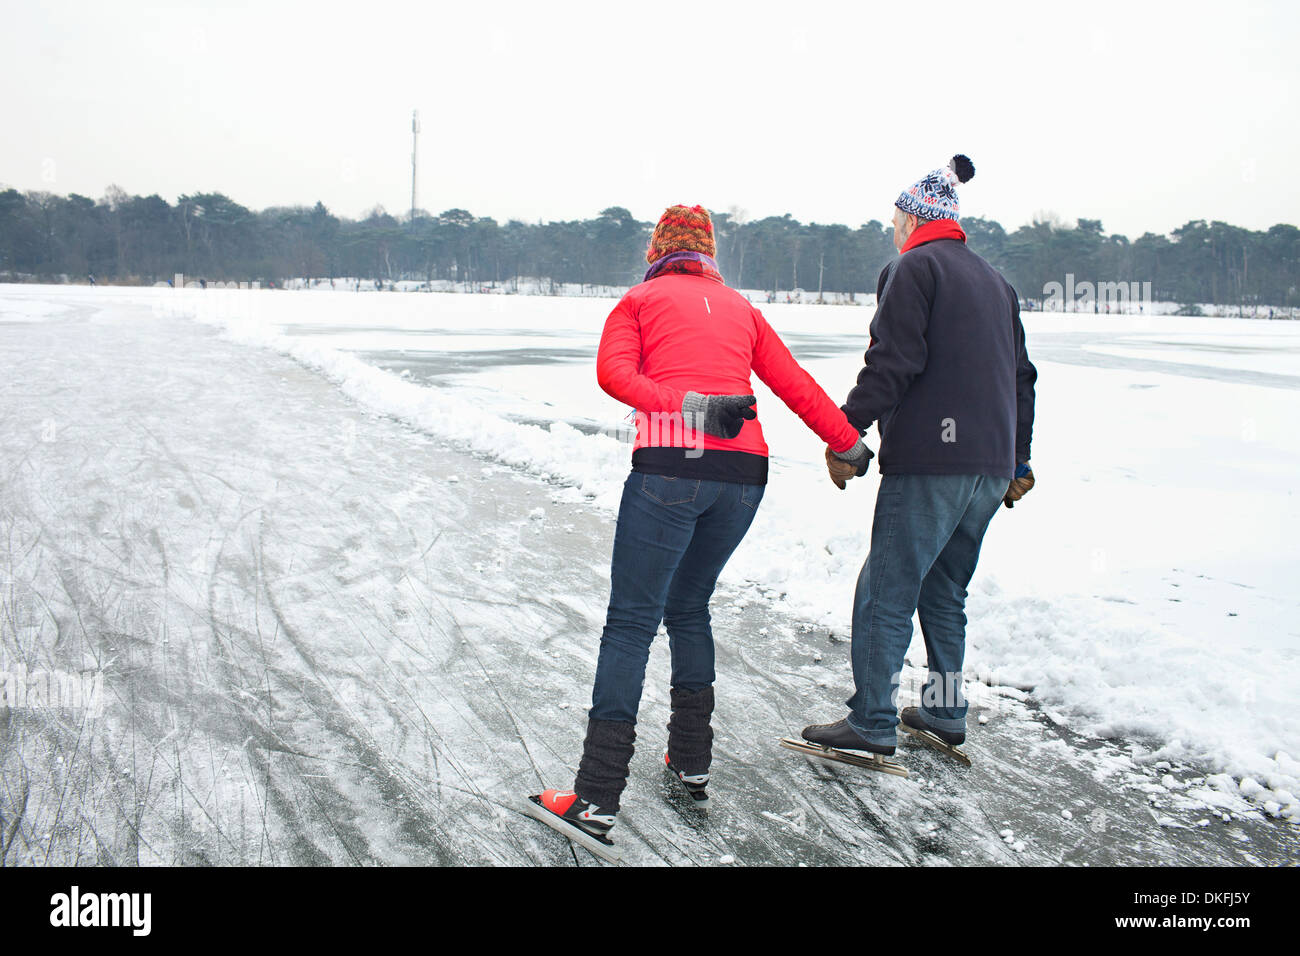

{"left": 825, "top": 446, "right": 860, "bottom": 490}
{"left": 1003, "top": 465, "right": 1035, "bottom": 508}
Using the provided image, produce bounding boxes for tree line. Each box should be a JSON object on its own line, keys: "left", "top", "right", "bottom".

{"left": 1, "top": 185, "right": 1297, "bottom": 306}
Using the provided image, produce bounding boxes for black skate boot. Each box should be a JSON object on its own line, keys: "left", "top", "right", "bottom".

{"left": 898, "top": 706, "right": 971, "bottom": 766}
{"left": 664, "top": 752, "right": 710, "bottom": 805}
{"left": 801, "top": 717, "right": 895, "bottom": 755}
{"left": 900, "top": 706, "right": 965, "bottom": 746}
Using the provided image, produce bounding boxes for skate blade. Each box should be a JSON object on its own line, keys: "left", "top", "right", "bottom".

{"left": 523, "top": 796, "right": 624, "bottom": 863}
{"left": 778, "top": 736, "right": 909, "bottom": 778}
{"left": 898, "top": 723, "right": 972, "bottom": 766}
{"left": 671, "top": 779, "right": 710, "bottom": 807}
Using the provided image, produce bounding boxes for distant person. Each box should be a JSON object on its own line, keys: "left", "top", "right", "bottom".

{"left": 804, "top": 155, "right": 1038, "bottom": 761}
{"left": 526, "top": 204, "right": 870, "bottom": 859}
{"left": 199, "top": 278, "right": 207, "bottom": 290}
{"left": 87, "top": 273, "right": 95, "bottom": 286}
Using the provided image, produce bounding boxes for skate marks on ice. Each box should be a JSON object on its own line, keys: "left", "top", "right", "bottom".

{"left": 0, "top": 305, "right": 598, "bottom": 865}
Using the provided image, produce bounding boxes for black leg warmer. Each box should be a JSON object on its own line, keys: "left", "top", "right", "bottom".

{"left": 573, "top": 718, "right": 637, "bottom": 813}
{"left": 666, "top": 685, "right": 715, "bottom": 777}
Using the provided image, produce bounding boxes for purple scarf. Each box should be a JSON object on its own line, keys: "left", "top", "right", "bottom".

{"left": 643, "top": 251, "right": 724, "bottom": 283}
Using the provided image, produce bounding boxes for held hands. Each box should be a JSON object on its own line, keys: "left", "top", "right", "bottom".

{"left": 824, "top": 439, "right": 873, "bottom": 490}
{"left": 1003, "top": 463, "right": 1035, "bottom": 508}
{"left": 682, "top": 391, "right": 757, "bottom": 439}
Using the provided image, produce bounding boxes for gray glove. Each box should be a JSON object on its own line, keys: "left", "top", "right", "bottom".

{"left": 682, "top": 391, "right": 757, "bottom": 439}
{"left": 831, "top": 437, "right": 873, "bottom": 476}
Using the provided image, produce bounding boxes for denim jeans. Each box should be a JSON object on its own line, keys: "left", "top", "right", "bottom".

{"left": 845, "top": 473, "right": 1005, "bottom": 747}
{"left": 589, "top": 471, "right": 765, "bottom": 724}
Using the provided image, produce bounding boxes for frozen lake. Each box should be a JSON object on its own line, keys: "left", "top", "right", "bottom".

{"left": 0, "top": 285, "right": 1296, "bottom": 866}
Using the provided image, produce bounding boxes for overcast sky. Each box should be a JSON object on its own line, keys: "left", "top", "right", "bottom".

{"left": 3, "top": 0, "right": 1297, "bottom": 236}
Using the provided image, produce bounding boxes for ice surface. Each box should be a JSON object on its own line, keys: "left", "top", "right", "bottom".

{"left": 187, "top": 286, "right": 1300, "bottom": 811}
{"left": 1085, "top": 335, "right": 1300, "bottom": 376}
{"left": 0, "top": 284, "right": 1295, "bottom": 867}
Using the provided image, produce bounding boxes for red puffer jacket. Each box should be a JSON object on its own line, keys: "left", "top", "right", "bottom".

{"left": 597, "top": 272, "right": 860, "bottom": 457}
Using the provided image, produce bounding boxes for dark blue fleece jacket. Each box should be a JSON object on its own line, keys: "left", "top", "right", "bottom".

{"left": 842, "top": 237, "right": 1036, "bottom": 479}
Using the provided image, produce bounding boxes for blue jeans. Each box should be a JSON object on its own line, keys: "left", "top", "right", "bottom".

{"left": 845, "top": 474, "right": 1005, "bottom": 747}
{"left": 589, "top": 472, "right": 765, "bottom": 724}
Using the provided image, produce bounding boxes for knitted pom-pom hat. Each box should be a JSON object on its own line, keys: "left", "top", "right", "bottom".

{"left": 896, "top": 155, "right": 975, "bottom": 221}
{"left": 646, "top": 204, "right": 716, "bottom": 263}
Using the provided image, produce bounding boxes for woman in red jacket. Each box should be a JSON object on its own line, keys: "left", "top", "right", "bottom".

{"left": 526, "top": 205, "right": 869, "bottom": 859}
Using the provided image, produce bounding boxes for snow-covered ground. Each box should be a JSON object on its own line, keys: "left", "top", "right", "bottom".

{"left": 0, "top": 283, "right": 1296, "bottom": 866}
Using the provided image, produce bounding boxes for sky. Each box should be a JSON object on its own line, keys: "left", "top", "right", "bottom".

{"left": 3, "top": 0, "right": 1298, "bottom": 237}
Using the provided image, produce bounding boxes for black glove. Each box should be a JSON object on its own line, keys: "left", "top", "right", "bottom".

{"left": 682, "top": 391, "right": 757, "bottom": 439}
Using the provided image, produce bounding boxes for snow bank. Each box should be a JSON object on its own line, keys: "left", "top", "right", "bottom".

{"left": 176, "top": 292, "right": 631, "bottom": 513}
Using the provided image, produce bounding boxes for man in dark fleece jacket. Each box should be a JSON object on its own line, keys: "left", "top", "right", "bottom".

{"left": 803, "top": 155, "right": 1037, "bottom": 757}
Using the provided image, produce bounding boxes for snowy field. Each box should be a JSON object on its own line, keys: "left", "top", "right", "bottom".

{"left": 0, "top": 283, "right": 1296, "bottom": 866}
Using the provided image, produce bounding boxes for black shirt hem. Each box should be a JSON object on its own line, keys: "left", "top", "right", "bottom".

{"left": 631, "top": 447, "right": 769, "bottom": 485}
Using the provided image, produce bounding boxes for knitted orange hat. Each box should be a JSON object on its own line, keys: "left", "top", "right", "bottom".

{"left": 646, "top": 204, "right": 715, "bottom": 264}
